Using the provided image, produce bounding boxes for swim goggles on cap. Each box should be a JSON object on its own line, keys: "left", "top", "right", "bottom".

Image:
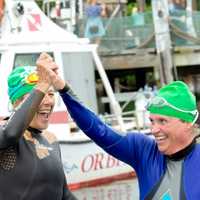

{"left": 147, "top": 96, "right": 198, "bottom": 116}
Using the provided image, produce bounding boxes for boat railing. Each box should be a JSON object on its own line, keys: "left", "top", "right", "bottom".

{"left": 101, "top": 109, "right": 151, "bottom": 133}
{"left": 67, "top": 103, "right": 150, "bottom": 134}
{"left": 99, "top": 90, "right": 155, "bottom": 132}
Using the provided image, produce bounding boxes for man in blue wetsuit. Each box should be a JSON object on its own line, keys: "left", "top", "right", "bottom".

{"left": 49, "top": 55, "right": 200, "bottom": 199}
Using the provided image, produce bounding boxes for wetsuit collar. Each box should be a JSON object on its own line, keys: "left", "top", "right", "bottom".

{"left": 27, "top": 126, "right": 42, "bottom": 134}
{"left": 167, "top": 139, "right": 196, "bottom": 161}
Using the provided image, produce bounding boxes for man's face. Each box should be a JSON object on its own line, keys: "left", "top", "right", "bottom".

{"left": 29, "top": 88, "right": 55, "bottom": 130}
{"left": 14, "top": 88, "right": 55, "bottom": 130}
{"left": 149, "top": 114, "right": 194, "bottom": 155}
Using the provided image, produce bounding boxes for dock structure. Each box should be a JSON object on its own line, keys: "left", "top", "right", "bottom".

{"left": 37, "top": 0, "right": 200, "bottom": 93}
{"left": 94, "top": 4, "right": 200, "bottom": 89}
{"left": 100, "top": 45, "right": 200, "bottom": 72}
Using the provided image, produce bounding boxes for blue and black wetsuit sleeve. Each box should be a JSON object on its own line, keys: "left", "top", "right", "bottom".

{"left": 59, "top": 87, "right": 136, "bottom": 165}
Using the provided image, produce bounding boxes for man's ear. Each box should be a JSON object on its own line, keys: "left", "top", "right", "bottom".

{"left": 185, "top": 122, "right": 195, "bottom": 133}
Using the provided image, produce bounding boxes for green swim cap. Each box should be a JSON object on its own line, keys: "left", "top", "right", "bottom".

{"left": 8, "top": 66, "right": 39, "bottom": 104}
{"left": 147, "top": 81, "right": 198, "bottom": 123}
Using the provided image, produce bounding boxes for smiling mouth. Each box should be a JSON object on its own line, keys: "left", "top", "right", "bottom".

{"left": 155, "top": 135, "right": 168, "bottom": 143}
{"left": 38, "top": 111, "right": 52, "bottom": 119}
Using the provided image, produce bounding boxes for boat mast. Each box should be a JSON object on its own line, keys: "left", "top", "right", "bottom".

{"left": 152, "top": 0, "right": 174, "bottom": 85}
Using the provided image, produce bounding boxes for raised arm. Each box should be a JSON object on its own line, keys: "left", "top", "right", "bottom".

{"left": 0, "top": 53, "right": 57, "bottom": 149}
{"left": 51, "top": 77, "right": 135, "bottom": 165}
{"left": 0, "top": 88, "right": 46, "bottom": 149}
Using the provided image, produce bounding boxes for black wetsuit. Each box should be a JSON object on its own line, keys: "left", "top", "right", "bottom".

{"left": 0, "top": 89, "right": 77, "bottom": 200}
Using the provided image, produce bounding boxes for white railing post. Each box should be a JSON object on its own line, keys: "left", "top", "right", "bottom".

{"left": 92, "top": 48, "right": 126, "bottom": 132}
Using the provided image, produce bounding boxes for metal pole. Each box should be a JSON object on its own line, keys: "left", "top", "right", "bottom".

{"left": 152, "top": 0, "right": 174, "bottom": 85}
{"left": 186, "top": 0, "right": 197, "bottom": 37}
{"left": 92, "top": 49, "right": 126, "bottom": 132}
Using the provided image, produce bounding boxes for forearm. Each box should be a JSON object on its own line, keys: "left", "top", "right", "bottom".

{"left": 59, "top": 91, "right": 136, "bottom": 164}
{"left": 59, "top": 90, "right": 123, "bottom": 148}
{"left": 54, "top": 78, "right": 133, "bottom": 161}
{"left": 0, "top": 89, "right": 45, "bottom": 149}
{"left": 59, "top": 86, "right": 155, "bottom": 168}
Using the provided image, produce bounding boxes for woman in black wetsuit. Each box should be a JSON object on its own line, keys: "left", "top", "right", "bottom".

{"left": 0, "top": 53, "right": 77, "bottom": 200}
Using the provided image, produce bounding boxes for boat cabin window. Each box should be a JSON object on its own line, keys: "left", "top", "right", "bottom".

{"left": 13, "top": 52, "right": 54, "bottom": 68}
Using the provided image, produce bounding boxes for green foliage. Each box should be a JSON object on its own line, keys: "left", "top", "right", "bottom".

{"left": 145, "top": 4, "right": 152, "bottom": 11}
{"left": 126, "top": 75, "right": 136, "bottom": 86}
{"left": 120, "top": 101, "right": 135, "bottom": 112}
{"left": 126, "top": 2, "right": 137, "bottom": 16}
{"left": 35, "top": 0, "right": 56, "bottom": 14}
{"left": 126, "top": 0, "right": 152, "bottom": 16}
{"left": 198, "top": 1, "right": 200, "bottom": 10}
{"left": 146, "top": 0, "right": 151, "bottom": 4}
{"left": 35, "top": 0, "right": 43, "bottom": 9}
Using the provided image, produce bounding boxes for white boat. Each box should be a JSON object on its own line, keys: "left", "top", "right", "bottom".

{"left": 0, "top": 0, "right": 145, "bottom": 190}
{"left": 60, "top": 140, "right": 136, "bottom": 190}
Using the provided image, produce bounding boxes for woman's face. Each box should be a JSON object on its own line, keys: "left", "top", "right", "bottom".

{"left": 29, "top": 88, "right": 55, "bottom": 130}
{"left": 13, "top": 88, "right": 55, "bottom": 131}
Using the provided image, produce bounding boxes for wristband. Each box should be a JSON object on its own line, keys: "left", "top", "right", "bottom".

{"left": 58, "top": 83, "right": 71, "bottom": 93}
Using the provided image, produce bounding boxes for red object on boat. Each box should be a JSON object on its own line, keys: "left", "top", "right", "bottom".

{"left": 0, "top": 0, "right": 4, "bottom": 23}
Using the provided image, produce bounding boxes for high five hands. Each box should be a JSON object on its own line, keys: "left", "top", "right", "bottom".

{"left": 36, "top": 52, "right": 66, "bottom": 91}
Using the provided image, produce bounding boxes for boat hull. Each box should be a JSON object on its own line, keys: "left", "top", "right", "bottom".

{"left": 60, "top": 141, "right": 136, "bottom": 190}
